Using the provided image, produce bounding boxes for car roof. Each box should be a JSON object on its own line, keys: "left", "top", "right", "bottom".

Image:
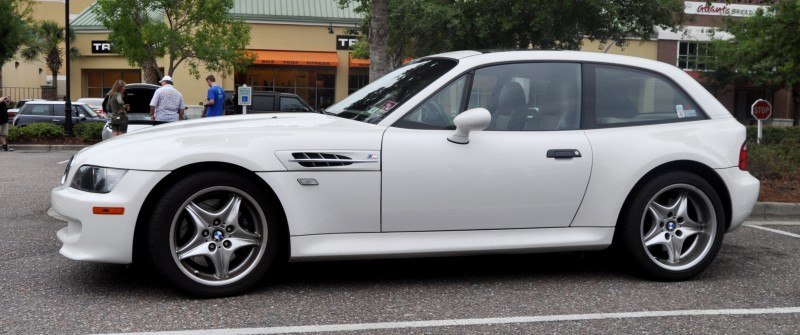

{"left": 125, "top": 83, "right": 160, "bottom": 89}
{"left": 24, "top": 101, "right": 88, "bottom": 105}
{"left": 253, "top": 91, "right": 302, "bottom": 97}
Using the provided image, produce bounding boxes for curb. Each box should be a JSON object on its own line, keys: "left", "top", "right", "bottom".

{"left": 748, "top": 202, "right": 800, "bottom": 222}
{"left": 9, "top": 144, "right": 89, "bottom": 152}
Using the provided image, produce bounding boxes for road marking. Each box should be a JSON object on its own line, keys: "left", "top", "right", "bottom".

{"left": 95, "top": 307, "right": 800, "bottom": 335}
{"left": 746, "top": 224, "right": 800, "bottom": 238}
{"left": 747, "top": 221, "right": 800, "bottom": 226}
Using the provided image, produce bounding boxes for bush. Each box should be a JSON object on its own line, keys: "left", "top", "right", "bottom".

{"left": 6, "top": 125, "right": 22, "bottom": 142}
{"left": 746, "top": 126, "right": 800, "bottom": 180}
{"left": 11, "top": 122, "right": 65, "bottom": 141}
{"left": 74, "top": 122, "right": 104, "bottom": 142}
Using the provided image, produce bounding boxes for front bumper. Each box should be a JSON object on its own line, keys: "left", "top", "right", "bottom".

{"left": 51, "top": 170, "right": 169, "bottom": 263}
{"left": 716, "top": 167, "right": 760, "bottom": 232}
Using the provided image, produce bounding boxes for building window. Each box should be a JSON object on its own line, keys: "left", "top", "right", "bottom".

{"left": 348, "top": 68, "right": 369, "bottom": 94}
{"left": 85, "top": 69, "right": 141, "bottom": 97}
{"left": 677, "top": 41, "right": 712, "bottom": 71}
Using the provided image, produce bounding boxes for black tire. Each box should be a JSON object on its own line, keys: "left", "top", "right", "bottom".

{"left": 617, "top": 171, "right": 726, "bottom": 281}
{"left": 145, "top": 171, "right": 280, "bottom": 297}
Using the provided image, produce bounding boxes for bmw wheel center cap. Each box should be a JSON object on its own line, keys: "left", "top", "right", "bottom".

{"left": 212, "top": 230, "right": 225, "bottom": 242}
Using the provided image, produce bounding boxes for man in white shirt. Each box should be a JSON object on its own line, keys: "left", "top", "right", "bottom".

{"left": 149, "top": 76, "right": 185, "bottom": 122}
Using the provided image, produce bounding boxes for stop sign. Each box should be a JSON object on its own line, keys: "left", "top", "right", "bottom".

{"left": 751, "top": 99, "right": 772, "bottom": 120}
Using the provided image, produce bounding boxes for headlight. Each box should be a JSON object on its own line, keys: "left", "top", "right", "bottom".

{"left": 61, "top": 156, "right": 74, "bottom": 184}
{"left": 70, "top": 165, "right": 128, "bottom": 193}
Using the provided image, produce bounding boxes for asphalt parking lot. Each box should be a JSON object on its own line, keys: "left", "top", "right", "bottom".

{"left": 1, "top": 150, "right": 798, "bottom": 335}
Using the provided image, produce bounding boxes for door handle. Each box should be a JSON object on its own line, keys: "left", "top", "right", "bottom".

{"left": 547, "top": 149, "right": 582, "bottom": 159}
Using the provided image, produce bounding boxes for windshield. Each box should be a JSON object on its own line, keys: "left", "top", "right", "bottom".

{"left": 75, "top": 104, "right": 99, "bottom": 118}
{"left": 326, "top": 59, "right": 457, "bottom": 123}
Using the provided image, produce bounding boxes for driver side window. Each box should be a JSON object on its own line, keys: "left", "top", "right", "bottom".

{"left": 470, "top": 63, "right": 581, "bottom": 131}
{"left": 395, "top": 76, "right": 467, "bottom": 129}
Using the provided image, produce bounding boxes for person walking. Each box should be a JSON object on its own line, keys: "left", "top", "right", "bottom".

{"left": 107, "top": 80, "right": 130, "bottom": 137}
{"left": 0, "top": 96, "right": 14, "bottom": 151}
{"left": 149, "top": 75, "right": 185, "bottom": 122}
{"left": 203, "top": 75, "right": 225, "bottom": 117}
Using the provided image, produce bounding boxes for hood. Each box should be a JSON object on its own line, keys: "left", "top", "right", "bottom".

{"left": 74, "top": 113, "right": 385, "bottom": 171}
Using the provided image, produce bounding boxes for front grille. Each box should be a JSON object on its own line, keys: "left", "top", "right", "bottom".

{"left": 290, "top": 152, "right": 353, "bottom": 167}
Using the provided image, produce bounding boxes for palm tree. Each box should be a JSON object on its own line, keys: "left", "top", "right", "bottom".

{"left": 21, "top": 20, "right": 78, "bottom": 91}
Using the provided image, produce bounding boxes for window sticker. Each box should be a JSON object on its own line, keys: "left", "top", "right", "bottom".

{"left": 380, "top": 100, "right": 398, "bottom": 111}
{"left": 684, "top": 109, "right": 697, "bottom": 117}
{"left": 676, "top": 104, "right": 686, "bottom": 118}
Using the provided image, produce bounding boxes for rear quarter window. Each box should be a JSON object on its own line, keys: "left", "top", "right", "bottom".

{"left": 251, "top": 95, "right": 276, "bottom": 112}
{"left": 592, "top": 65, "right": 704, "bottom": 127}
{"left": 23, "top": 104, "right": 52, "bottom": 116}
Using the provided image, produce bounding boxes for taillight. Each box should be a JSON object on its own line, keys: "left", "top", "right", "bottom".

{"left": 739, "top": 142, "right": 748, "bottom": 170}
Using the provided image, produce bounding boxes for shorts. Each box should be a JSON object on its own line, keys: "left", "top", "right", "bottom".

{"left": 110, "top": 114, "right": 128, "bottom": 133}
{"left": 0, "top": 123, "right": 8, "bottom": 137}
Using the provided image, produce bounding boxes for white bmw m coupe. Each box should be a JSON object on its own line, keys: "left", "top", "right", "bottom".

{"left": 52, "top": 51, "right": 759, "bottom": 297}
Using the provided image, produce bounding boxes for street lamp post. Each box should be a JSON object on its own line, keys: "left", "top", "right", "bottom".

{"left": 64, "top": 0, "right": 73, "bottom": 137}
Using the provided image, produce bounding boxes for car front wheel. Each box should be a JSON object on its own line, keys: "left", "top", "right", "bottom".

{"left": 146, "top": 171, "right": 279, "bottom": 297}
{"left": 619, "top": 171, "right": 726, "bottom": 280}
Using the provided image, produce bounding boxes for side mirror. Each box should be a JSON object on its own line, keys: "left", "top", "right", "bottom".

{"left": 79, "top": 113, "right": 86, "bottom": 120}
{"left": 447, "top": 108, "right": 491, "bottom": 144}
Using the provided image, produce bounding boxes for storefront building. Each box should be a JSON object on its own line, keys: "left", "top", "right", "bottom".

{"left": 2, "top": 0, "right": 791, "bottom": 123}
{"left": 64, "top": 0, "right": 365, "bottom": 109}
{"left": 0, "top": 0, "right": 94, "bottom": 100}
{"left": 656, "top": 1, "right": 791, "bottom": 126}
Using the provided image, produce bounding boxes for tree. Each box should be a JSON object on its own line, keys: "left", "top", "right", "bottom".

{"left": 20, "top": 20, "right": 79, "bottom": 92}
{"left": 368, "top": 0, "right": 390, "bottom": 83}
{"left": 94, "top": 0, "right": 254, "bottom": 84}
{"left": 340, "top": 0, "right": 686, "bottom": 79}
{"left": 0, "top": 0, "right": 33, "bottom": 76}
{"left": 707, "top": 1, "right": 800, "bottom": 125}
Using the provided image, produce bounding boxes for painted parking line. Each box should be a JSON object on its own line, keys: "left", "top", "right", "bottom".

{"left": 95, "top": 307, "right": 800, "bottom": 335}
{"left": 745, "top": 224, "right": 800, "bottom": 239}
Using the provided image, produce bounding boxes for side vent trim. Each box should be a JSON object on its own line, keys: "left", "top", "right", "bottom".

{"left": 275, "top": 150, "right": 381, "bottom": 171}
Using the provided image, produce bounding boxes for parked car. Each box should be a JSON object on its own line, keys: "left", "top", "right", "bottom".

{"left": 12, "top": 101, "right": 104, "bottom": 127}
{"left": 102, "top": 87, "right": 315, "bottom": 140}
{"left": 52, "top": 51, "right": 759, "bottom": 297}
{"left": 224, "top": 91, "right": 314, "bottom": 115}
{"left": 77, "top": 98, "right": 106, "bottom": 117}
{"left": 100, "top": 83, "right": 159, "bottom": 140}
{"left": 7, "top": 99, "right": 43, "bottom": 123}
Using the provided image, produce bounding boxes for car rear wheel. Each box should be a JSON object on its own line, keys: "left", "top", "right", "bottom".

{"left": 618, "top": 171, "right": 725, "bottom": 280}
{"left": 146, "top": 171, "right": 279, "bottom": 297}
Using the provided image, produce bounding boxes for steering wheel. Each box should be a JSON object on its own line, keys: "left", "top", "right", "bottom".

{"left": 418, "top": 100, "right": 449, "bottom": 127}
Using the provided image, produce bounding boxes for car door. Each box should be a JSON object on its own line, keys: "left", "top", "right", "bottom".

{"left": 52, "top": 104, "right": 84, "bottom": 126}
{"left": 250, "top": 94, "right": 276, "bottom": 113}
{"left": 381, "top": 62, "right": 592, "bottom": 232}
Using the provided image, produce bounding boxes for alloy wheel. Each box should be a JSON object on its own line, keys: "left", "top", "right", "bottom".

{"left": 169, "top": 186, "right": 268, "bottom": 286}
{"left": 639, "top": 183, "right": 717, "bottom": 272}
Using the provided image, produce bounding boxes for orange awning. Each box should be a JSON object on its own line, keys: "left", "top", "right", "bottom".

{"left": 252, "top": 50, "right": 338, "bottom": 67}
{"left": 349, "top": 54, "right": 370, "bottom": 68}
